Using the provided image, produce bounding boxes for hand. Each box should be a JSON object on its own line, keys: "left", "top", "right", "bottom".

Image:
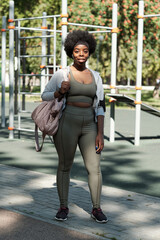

{"left": 59, "top": 81, "right": 70, "bottom": 94}
{"left": 95, "top": 133, "right": 104, "bottom": 154}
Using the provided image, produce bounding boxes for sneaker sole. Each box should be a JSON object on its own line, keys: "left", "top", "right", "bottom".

{"left": 91, "top": 214, "right": 108, "bottom": 223}
{"left": 55, "top": 216, "right": 68, "bottom": 221}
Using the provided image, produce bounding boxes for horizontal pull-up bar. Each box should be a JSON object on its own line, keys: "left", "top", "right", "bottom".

{"left": 143, "top": 14, "right": 160, "bottom": 18}
{"left": 67, "top": 22, "right": 113, "bottom": 30}
{"left": 89, "top": 30, "right": 111, "bottom": 33}
{"left": 19, "top": 73, "right": 55, "bottom": 77}
{"left": 19, "top": 35, "right": 56, "bottom": 40}
{"left": 12, "top": 14, "right": 61, "bottom": 22}
{"left": 15, "top": 27, "right": 60, "bottom": 32}
{"left": 20, "top": 54, "right": 54, "bottom": 58}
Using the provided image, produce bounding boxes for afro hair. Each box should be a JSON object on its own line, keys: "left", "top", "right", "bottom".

{"left": 64, "top": 30, "right": 96, "bottom": 58}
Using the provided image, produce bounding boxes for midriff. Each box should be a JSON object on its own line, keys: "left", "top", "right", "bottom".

{"left": 67, "top": 102, "right": 91, "bottom": 108}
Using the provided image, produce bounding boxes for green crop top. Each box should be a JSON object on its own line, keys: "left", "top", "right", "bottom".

{"left": 67, "top": 69, "right": 97, "bottom": 104}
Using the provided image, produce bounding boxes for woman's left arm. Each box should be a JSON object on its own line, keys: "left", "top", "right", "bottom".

{"left": 95, "top": 115, "right": 104, "bottom": 154}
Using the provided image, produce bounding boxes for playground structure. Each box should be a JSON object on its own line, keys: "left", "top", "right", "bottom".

{"left": 1, "top": 0, "right": 118, "bottom": 140}
{"left": 108, "top": 0, "right": 160, "bottom": 146}
{"left": 1, "top": 0, "right": 160, "bottom": 146}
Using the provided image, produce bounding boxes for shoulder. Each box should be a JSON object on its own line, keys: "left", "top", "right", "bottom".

{"left": 89, "top": 68, "right": 102, "bottom": 83}
{"left": 89, "top": 68, "right": 100, "bottom": 76}
{"left": 56, "top": 66, "right": 70, "bottom": 77}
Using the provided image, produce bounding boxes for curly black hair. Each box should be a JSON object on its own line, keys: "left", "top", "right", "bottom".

{"left": 64, "top": 30, "right": 96, "bottom": 58}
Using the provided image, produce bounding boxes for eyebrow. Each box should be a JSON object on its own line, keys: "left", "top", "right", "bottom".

{"left": 74, "top": 47, "right": 89, "bottom": 50}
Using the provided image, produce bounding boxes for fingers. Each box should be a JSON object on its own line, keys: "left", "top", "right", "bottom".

{"left": 96, "top": 144, "right": 104, "bottom": 154}
{"left": 95, "top": 135, "right": 104, "bottom": 154}
{"left": 60, "top": 81, "right": 70, "bottom": 94}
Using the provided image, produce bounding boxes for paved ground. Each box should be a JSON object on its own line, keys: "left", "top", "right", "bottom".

{"left": 1, "top": 105, "right": 160, "bottom": 197}
{"left": 0, "top": 164, "right": 160, "bottom": 240}
{"left": 0, "top": 208, "right": 99, "bottom": 240}
{"left": 0, "top": 103, "right": 160, "bottom": 239}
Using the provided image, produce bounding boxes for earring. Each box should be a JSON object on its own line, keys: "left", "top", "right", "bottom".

{"left": 72, "top": 54, "right": 74, "bottom": 59}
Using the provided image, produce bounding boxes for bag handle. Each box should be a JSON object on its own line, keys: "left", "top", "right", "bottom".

{"left": 35, "top": 124, "right": 46, "bottom": 152}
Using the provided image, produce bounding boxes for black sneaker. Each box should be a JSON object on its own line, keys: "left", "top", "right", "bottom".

{"left": 55, "top": 207, "right": 69, "bottom": 221}
{"left": 91, "top": 208, "right": 108, "bottom": 223}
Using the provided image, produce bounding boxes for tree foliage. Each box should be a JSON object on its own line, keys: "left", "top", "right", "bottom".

{"left": 0, "top": 0, "right": 160, "bottom": 84}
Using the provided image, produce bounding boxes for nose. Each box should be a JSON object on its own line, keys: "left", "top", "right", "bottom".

{"left": 79, "top": 50, "right": 84, "bottom": 56}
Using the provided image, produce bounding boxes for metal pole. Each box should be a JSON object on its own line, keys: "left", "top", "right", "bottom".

{"left": 54, "top": 17, "right": 57, "bottom": 73}
{"left": 47, "top": 24, "right": 51, "bottom": 65}
{"left": 1, "top": 16, "right": 6, "bottom": 127}
{"left": 17, "top": 21, "right": 21, "bottom": 134}
{"left": 41, "top": 12, "right": 47, "bottom": 93}
{"left": 135, "top": 0, "right": 144, "bottom": 146}
{"left": 22, "top": 39, "right": 26, "bottom": 109}
{"left": 61, "top": 0, "right": 67, "bottom": 68}
{"left": 9, "top": 0, "right": 14, "bottom": 139}
{"left": 14, "top": 21, "right": 18, "bottom": 115}
{"left": 109, "top": 3, "right": 118, "bottom": 143}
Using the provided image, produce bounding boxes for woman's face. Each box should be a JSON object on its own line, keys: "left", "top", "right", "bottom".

{"left": 72, "top": 44, "right": 89, "bottom": 65}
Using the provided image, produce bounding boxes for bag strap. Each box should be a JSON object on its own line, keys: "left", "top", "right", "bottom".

{"left": 62, "top": 67, "right": 69, "bottom": 82}
{"left": 35, "top": 124, "right": 46, "bottom": 152}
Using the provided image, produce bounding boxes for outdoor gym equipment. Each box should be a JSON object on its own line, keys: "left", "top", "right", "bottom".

{"left": 1, "top": 0, "right": 118, "bottom": 140}
{"left": 108, "top": 0, "right": 160, "bottom": 146}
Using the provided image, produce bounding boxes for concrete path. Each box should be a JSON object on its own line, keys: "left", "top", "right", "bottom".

{"left": 0, "top": 208, "right": 98, "bottom": 240}
{"left": 0, "top": 164, "right": 160, "bottom": 240}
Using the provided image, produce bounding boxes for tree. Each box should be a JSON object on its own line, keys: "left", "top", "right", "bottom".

{"left": 1, "top": 0, "right": 160, "bottom": 84}
{"left": 68, "top": 0, "right": 160, "bottom": 85}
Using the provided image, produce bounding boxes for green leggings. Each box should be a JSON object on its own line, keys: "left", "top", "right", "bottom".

{"left": 54, "top": 105, "right": 102, "bottom": 208}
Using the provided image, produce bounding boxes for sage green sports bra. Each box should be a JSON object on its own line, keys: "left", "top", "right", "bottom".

{"left": 67, "top": 69, "right": 97, "bottom": 104}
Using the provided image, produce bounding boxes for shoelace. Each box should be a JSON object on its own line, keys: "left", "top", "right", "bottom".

{"left": 93, "top": 208, "right": 104, "bottom": 215}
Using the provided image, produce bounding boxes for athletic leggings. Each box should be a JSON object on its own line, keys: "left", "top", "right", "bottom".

{"left": 54, "top": 105, "right": 102, "bottom": 209}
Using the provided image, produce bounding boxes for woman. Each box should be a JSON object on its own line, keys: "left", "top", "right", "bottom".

{"left": 41, "top": 30, "right": 108, "bottom": 223}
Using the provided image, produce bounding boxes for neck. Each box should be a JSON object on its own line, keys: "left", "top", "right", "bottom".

{"left": 72, "top": 63, "right": 87, "bottom": 71}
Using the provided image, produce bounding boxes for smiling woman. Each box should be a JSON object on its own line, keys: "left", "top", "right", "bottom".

{"left": 41, "top": 30, "right": 107, "bottom": 223}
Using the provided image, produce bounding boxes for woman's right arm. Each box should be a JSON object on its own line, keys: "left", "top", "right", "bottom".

{"left": 41, "top": 70, "right": 64, "bottom": 101}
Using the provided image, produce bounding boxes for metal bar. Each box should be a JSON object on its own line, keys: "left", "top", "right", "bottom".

{"left": 135, "top": 0, "right": 144, "bottom": 146}
{"left": 19, "top": 73, "right": 57, "bottom": 76}
{"left": 61, "top": 0, "right": 68, "bottom": 68}
{"left": 14, "top": 21, "right": 18, "bottom": 115}
{"left": 15, "top": 27, "right": 57, "bottom": 32}
{"left": 19, "top": 110, "right": 32, "bottom": 113}
{"left": 15, "top": 128, "right": 35, "bottom": 132}
{"left": 17, "top": 20, "right": 21, "bottom": 131}
{"left": 22, "top": 39, "right": 26, "bottom": 110}
{"left": 47, "top": 24, "right": 51, "bottom": 66}
{"left": 19, "top": 92, "right": 41, "bottom": 95}
{"left": 143, "top": 14, "right": 160, "bottom": 18}
{"left": 9, "top": 0, "right": 14, "bottom": 139}
{"left": 109, "top": 3, "right": 118, "bottom": 143}
{"left": 54, "top": 16, "right": 57, "bottom": 73}
{"left": 1, "top": 16, "right": 6, "bottom": 127}
{"left": 68, "top": 22, "right": 113, "bottom": 30}
{"left": 89, "top": 30, "right": 111, "bottom": 33}
{"left": 19, "top": 35, "right": 55, "bottom": 40}
{"left": 20, "top": 54, "right": 54, "bottom": 58}
{"left": 13, "top": 14, "right": 61, "bottom": 22}
{"left": 46, "top": 65, "right": 60, "bottom": 68}
{"left": 41, "top": 12, "right": 47, "bottom": 93}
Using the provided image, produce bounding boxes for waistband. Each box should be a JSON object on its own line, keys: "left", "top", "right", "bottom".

{"left": 64, "top": 104, "right": 94, "bottom": 116}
